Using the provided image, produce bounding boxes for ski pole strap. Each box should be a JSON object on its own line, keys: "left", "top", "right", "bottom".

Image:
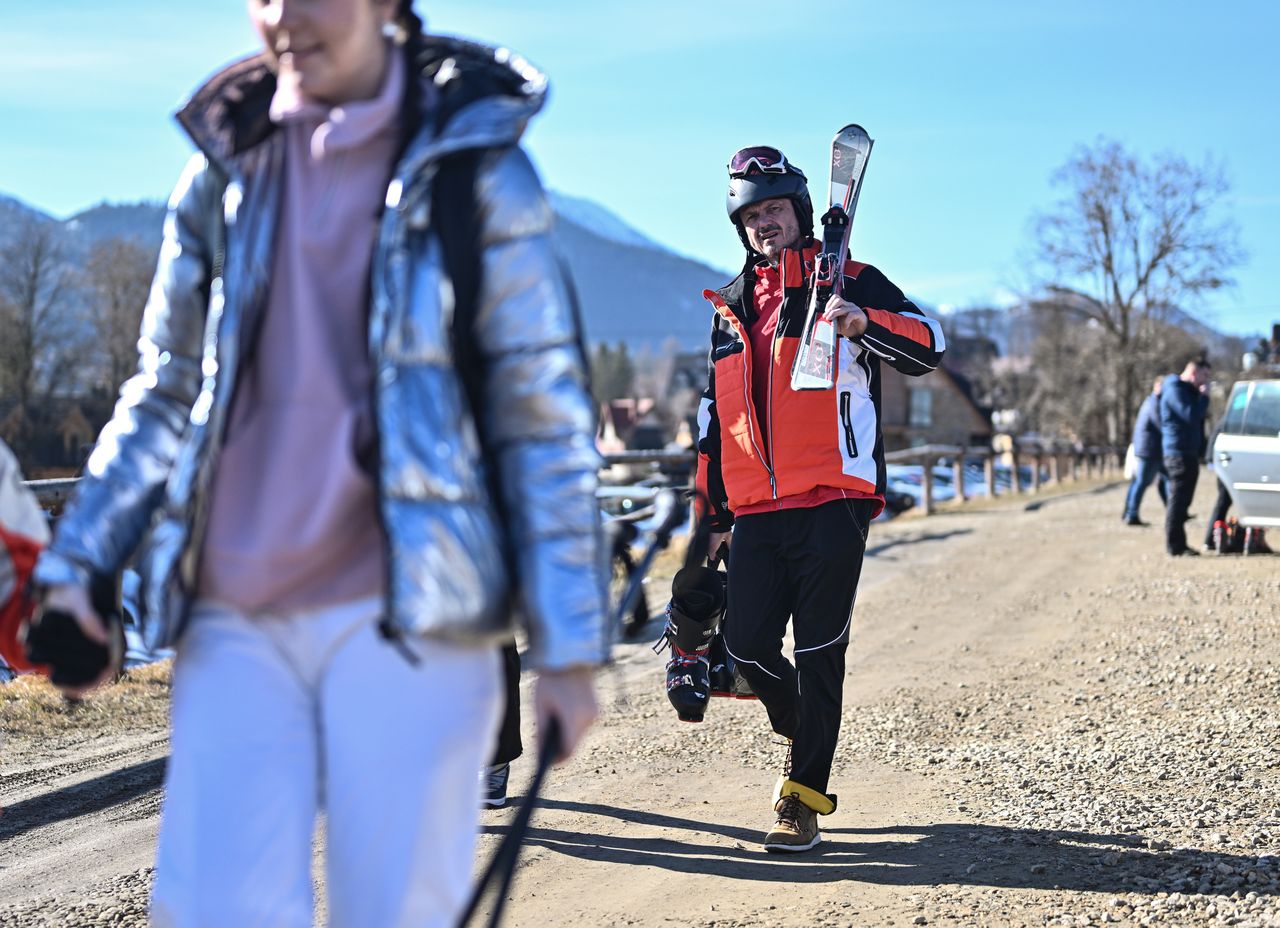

{"left": 708, "top": 539, "right": 730, "bottom": 570}
{"left": 685, "top": 491, "right": 716, "bottom": 572}
{"left": 458, "top": 717, "right": 562, "bottom": 928}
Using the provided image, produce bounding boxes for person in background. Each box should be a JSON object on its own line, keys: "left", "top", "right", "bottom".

{"left": 1122, "top": 377, "right": 1167, "bottom": 526}
{"left": 27, "top": 2, "right": 607, "bottom": 924}
{"left": 1159, "top": 358, "right": 1211, "bottom": 556}
{"left": 482, "top": 643, "right": 523, "bottom": 808}
{"left": 1202, "top": 409, "right": 1234, "bottom": 552}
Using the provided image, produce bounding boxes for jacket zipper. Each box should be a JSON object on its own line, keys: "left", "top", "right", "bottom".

{"left": 372, "top": 174, "right": 415, "bottom": 661}
{"left": 763, "top": 248, "right": 786, "bottom": 500}
{"left": 739, "top": 325, "right": 776, "bottom": 499}
{"left": 723, "top": 290, "right": 776, "bottom": 500}
{"left": 177, "top": 170, "right": 235, "bottom": 613}
{"left": 839, "top": 390, "right": 858, "bottom": 458}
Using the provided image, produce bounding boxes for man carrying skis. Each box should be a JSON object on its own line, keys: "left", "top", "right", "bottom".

{"left": 686, "top": 145, "right": 944, "bottom": 851}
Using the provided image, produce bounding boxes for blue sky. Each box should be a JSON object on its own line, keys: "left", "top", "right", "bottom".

{"left": 2, "top": 1, "right": 1277, "bottom": 337}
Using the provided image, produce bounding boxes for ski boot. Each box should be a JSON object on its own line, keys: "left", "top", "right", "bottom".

{"left": 708, "top": 632, "right": 757, "bottom": 700}
{"left": 655, "top": 564, "right": 726, "bottom": 722}
{"left": 665, "top": 648, "right": 711, "bottom": 722}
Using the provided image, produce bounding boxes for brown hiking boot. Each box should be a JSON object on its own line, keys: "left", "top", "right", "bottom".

{"left": 764, "top": 795, "right": 820, "bottom": 853}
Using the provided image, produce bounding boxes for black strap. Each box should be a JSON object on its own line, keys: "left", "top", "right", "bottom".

{"left": 432, "top": 152, "right": 517, "bottom": 587}
{"left": 432, "top": 150, "right": 595, "bottom": 585}
{"left": 433, "top": 152, "right": 485, "bottom": 434}
{"left": 433, "top": 153, "right": 596, "bottom": 927}
{"left": 458, "top": 720, "right": 561, "bottom": 928}
{"left": 434, "top": 151, "right": 536, "bottom": 928}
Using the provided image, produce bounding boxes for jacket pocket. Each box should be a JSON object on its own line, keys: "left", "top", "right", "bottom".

{"left": 712, "top": 339, "right": 744, "bottom": 361}
{"left": 845, "top": 497, "right": 873, "bottom": 544}
{"left": 839, "top": 391, "right": 858, "bottom": 458}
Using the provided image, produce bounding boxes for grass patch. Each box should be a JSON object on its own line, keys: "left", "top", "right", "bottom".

{"left": 0, "top": 661, "right": 171, "bottom": 744}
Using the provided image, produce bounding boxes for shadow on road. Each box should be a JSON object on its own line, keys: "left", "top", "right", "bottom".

{"left": 865, "top": 529, "right": 973, "bottom": 559}
{"left": 483, "top": 800, "right": 1275, "bottom": 896}
{"left": 0, "top": 757, "right": 167, "bottom": 842}
{"left": 1023, "top": 481, "right": 1125, "bottom": 512}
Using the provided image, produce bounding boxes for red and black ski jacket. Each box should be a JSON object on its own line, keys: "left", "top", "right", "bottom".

{"left": 696, "top": 243, "right": 945, "bottom": 530}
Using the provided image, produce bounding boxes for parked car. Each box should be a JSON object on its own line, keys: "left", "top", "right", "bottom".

{"left": 1214, "top": 379, "right": 1280, "bottom": 527}
{"left": 886, "top": 464, "right": 956, "bottom": 508}
{"left": 881, "top": 487, "right": 915, "bottom": 517}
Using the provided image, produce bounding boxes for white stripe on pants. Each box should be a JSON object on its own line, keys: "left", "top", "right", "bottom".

{"left": 151, "top": 596, "right": 502, "bottom": 928}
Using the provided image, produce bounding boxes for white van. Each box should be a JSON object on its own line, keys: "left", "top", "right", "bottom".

{"left": 1214, "top": 379, "right": 1280, "bottom": 527}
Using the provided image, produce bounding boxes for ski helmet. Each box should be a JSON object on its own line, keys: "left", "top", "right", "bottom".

{"left": 725, "top": 145, "right": 814, "bottom": 251}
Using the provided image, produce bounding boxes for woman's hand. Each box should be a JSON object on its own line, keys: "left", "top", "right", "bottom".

{"left": 534, "top": 665, "right": 598, "bottom": 764}
{"left": 35, "top": 584, "right": 120, "bottom": 697}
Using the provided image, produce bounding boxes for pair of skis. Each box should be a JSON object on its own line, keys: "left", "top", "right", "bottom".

{"left": 790, "top": 124, "right": 874, "bottom": 391}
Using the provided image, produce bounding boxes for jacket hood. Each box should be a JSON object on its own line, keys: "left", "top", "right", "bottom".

{"left": 174, "top": 34, "right": 549, "bottom": 175}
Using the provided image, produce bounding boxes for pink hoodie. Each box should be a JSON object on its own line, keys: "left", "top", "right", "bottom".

{"left": 198, "top": 50, "right": 407, "bottom": 614}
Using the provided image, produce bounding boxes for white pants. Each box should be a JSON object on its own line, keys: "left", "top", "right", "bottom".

{"left": 151, "top": 596, "right": 502, "bottom": 928}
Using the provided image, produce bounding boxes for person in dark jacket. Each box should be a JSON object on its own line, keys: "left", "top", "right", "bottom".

{"left": 1159, "top": 358, "right": 1212, "bottom": 556}
{"left": 1122, "top": 377, "right": 1168, "bottom": 525}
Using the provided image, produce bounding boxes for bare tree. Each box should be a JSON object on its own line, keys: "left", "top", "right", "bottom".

{"left": 1031, "top": 138, "right": 1243, "bottom": 440}
{"left": 1020, "top": 297, "right": 1202, "bottom": 446}
{"left": 85, "top": 237, "right": 156, "bottom": 393}
{"left": 0, "top": 218, "right": 86, "bottom": 457}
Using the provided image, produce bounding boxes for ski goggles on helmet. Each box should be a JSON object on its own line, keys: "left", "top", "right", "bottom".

{"left": 727, "top": 146, "right": 806, "bottom": 180}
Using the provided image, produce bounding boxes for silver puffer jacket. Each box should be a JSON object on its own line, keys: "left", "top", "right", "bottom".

{"left": 34, "top": 37, "right": 610, "bottom": 671}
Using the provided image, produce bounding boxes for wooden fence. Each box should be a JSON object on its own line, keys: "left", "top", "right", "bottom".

{"left": 883, "top": 442, "right": 1123, "bottom": 515}
{"left": 25, "top": 444, "right": 1122, "bottom": 517}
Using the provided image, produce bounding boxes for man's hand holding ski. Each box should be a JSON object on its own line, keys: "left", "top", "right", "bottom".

{"left": 823, "top": 294, "right": 867, "bottom": 339}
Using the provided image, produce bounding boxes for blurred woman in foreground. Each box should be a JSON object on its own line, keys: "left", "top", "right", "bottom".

{"left": 31, "top": 1, "right": 607, "bottom": 924}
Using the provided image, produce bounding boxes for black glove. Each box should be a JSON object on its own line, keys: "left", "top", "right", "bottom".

{"left": 22, "top": 574, "right": 124, "bottom": 689}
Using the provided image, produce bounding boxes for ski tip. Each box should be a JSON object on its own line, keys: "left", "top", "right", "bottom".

{"left": 833, "top": 124, "right": 873, "bottom": 145}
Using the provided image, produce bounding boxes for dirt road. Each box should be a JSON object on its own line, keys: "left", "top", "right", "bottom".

{"left": 3, "top": 477, "right": 1278, "bottom": 926}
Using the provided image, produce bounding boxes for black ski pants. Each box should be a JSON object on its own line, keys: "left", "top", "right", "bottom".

{"left": 1164, "top": 454, "right": 1200, "bottom": 555}
{"left": 722, "top": 498, "right": 874, "bottom": 796}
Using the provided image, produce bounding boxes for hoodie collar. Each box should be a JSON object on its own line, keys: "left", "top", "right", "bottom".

{"left": 269, "top": 41, "right": 406, "bottom": 161}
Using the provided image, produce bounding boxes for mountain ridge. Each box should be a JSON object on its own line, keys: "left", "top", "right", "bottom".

{"left": 0, "top": 189, "right": 729, "bottom": 351}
